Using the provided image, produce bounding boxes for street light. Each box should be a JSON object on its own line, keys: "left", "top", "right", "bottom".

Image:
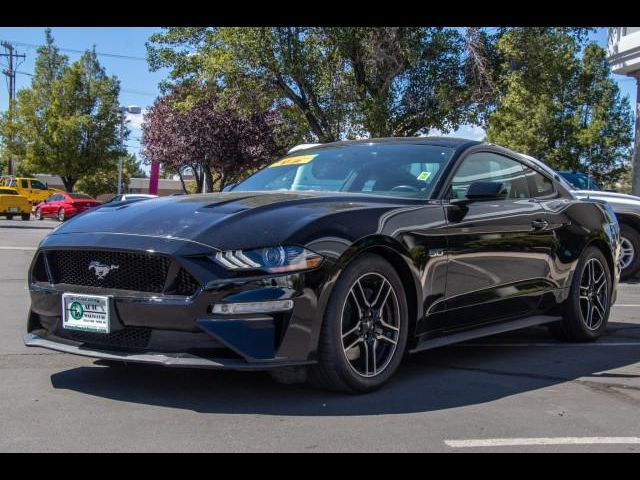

{"left": 117, "top": 105, "right": 142, "bottom": 195}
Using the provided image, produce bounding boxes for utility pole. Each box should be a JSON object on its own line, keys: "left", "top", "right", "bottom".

{"left": 115, "top": 105, "right": 141, "bottom": 195}
{"left": 0, "top": 42, "right": 26, "bottom": 176}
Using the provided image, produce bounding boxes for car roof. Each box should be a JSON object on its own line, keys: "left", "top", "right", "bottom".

{"left": 289, "top": 136, "right": 482, "bottom": 153}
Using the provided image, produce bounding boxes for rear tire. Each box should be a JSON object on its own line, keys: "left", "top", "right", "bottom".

{"left": 35, "top": 208, "right": 43, "bottom": 221}
{"left": 551, "top": 246, "right": 611, "bottom": 342}
{"left": 619, "top": 224, "right": 640, "bottom": 280}
{"left": 6, "top": 214, "right": 13, "bottom": 220}
{"left": 308, "top": 254, "right": 409, "bottom": 393}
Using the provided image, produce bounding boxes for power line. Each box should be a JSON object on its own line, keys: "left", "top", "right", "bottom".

{"left": 15, "top": 69, "right": 157, "bottom": 97}
{"left": 0, "top": 39, "right": 147, "bottom": 62}
{"left": 1, "top": 41, "right": 26, "bottom": 175}
{"left": 121, "top": 88, "right": 157, "bottom": 97}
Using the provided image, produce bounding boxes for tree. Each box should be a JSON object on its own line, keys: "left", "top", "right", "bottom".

{"left": 75, "top": 154, "right": 144, "bottom": 198}
{"left": 485, "top": 29, "right": 632, "bottom": 185}
{"left": 0, "top": 30, "right": 124, "bottom": 192}
{"left": 147, "top": 27, "right": 486, "bottom": 141}
{"left": 142, "top": 85, "right": 285, "bottom": 192}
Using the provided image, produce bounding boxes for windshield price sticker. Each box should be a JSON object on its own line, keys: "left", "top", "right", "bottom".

{"left": 269, "top": 155, "right": 317, "bottom": 168}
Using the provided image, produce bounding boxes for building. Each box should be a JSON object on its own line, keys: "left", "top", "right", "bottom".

{"left": 33, "top": 174, "right": 186, "bottom": 200}
{"left": 608, "top": 28, "right": 640, "bottom": 76}
{"left": 608, "top": 27, "right": 640, "bottom": 194}
{"left": 127, "top": 177, "right": 186, "bottom": 196}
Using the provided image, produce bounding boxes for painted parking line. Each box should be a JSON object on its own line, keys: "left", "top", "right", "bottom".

{"left": 445, "top": 437, "right": 640, "bottom": 448}
{"left": 612, "top": 304, "right": 640, "bottom": 307}
{"left": 455, "top": 342, "right": 640, "bottom": 347}
{"left": 0, "top": 246, "right": 37, "bottom": 251}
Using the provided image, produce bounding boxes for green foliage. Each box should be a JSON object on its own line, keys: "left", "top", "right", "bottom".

{"left": 0, "top": 149, "right": 7, "bottom": 174}
{"left": 147, "top": 27, "right": 483, "bottom": 142}
{"left": 0, "top": 29, "right": 124, "bottom": 192}
{"left": 75, "top": 154, "right": 144, "bottom": 198}
{"left": 485, "top": 29, "right": 632, "bottom": 185}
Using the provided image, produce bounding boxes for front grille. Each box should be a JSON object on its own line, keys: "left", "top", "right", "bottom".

{"left": 174, "top": 266, "right": 201, "bottom": 296}
{"left": 39, "top": 249, "right": 200, "bottom": 296}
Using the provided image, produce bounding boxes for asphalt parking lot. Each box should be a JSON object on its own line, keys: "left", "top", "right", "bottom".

{"left": 1, "top": 218, "right": 639, "bottom": 452}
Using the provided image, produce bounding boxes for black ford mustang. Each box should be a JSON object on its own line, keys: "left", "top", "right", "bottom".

{"left": 25, "top": 138, "right": 620, "bottom": 393}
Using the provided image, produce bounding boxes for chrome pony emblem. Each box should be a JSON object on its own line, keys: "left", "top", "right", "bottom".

{"left": 88, "top": 261, "right": 119, "bottom": 279}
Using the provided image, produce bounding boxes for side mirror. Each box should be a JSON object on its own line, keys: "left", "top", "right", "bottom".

{"left": 222, "top": 183, "right": 237, "bottom": 192}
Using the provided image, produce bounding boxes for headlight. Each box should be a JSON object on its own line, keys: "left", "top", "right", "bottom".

{"left": 211, "top": 246, "right": 323, "bottom": 273}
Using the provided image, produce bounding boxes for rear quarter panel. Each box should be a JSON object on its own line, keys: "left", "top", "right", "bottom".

{"left": 540, "top": 197, "right": 620, "bottom": 292}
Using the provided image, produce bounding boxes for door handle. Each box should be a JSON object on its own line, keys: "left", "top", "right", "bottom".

{"left": 531, "top": 219, "right": 549, "bottom": 230}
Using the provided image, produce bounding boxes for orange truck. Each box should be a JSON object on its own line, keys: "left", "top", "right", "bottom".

{"left": 0, "top": 186, "right": 31, "bottom": 220}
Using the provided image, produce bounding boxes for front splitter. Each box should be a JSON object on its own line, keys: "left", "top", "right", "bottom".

{"left": 23, "top": 333, "right": 313, "bottom": 371}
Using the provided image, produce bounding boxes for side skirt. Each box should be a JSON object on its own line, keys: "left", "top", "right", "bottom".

{"left": 409, "top": 315, "right": 561, "bottom": 354}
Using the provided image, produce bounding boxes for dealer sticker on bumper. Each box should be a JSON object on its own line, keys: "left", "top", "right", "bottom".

{"left": 62, "top": 293, "right": 111, "bottom": 334}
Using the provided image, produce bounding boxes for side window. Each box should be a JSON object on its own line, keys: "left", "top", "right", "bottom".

{"left": 31, "top": 180, "right": 47, "bottom": 190}
{"left": 524, "top": 167, "right": 555, "bottom": 198}
{"left": 449, "top": 152, "right": 530, "bottom": 200}
{"left": 21, "top": 180, "right": 29, "bottom": 188}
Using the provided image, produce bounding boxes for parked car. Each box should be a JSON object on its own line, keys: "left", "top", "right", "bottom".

{"left": 25, "top": 138, "right": 619, "bottom": 393}
{"left": 558, "top": 171, "right": 602, "bottom": 191}
{"left": 526, "top": 164, "right": 640, "bottom": 280}
{"left": 34, "top": 192, "right": 100, "bottom": 222}
{"left": 0, "top": 187, "right": 31, "bottom": 220}
{"left": 0, "top": 175, "right": 60, "bottom": 206}
{"left": 103, "top": 193, "right": 158, "bottom": 203}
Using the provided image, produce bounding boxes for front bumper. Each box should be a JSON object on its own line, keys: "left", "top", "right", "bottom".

{"left": 26, "top": 236, "right": 335, "bottom": 369}
{"left": 23, "top": 332, "right": 313, "bottom": 370}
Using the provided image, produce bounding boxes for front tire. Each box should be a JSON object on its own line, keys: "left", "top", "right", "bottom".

{"left": 21, "top": 213, "right": 30, "bottom": 221}
{"left": 57, "top": 208, "right": 65, "bottom": 222}
{"left": 552, "top": 246, "right": 612, "bottom": 342}
{"left": 308, "top": 254, "right": 409, "bottom": 393}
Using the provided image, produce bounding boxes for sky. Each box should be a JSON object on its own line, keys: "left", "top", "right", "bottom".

{"left": 0, "top": 27, "right": 637, "bottom": 168}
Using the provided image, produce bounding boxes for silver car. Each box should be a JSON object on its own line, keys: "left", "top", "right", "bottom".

{"left": 523, "top": 155, "right": 640, "bottom": 280}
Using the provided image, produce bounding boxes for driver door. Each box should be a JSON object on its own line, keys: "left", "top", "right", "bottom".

{"left": 442, "top": 150, "right": 556, "bottom": 331}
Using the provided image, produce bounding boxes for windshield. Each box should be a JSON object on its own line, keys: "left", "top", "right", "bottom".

{"left": 558, "top": 172, "right": 601, "bottom": 191}
{"left": 234, "top": 144, "right": 455, "bottom": 199}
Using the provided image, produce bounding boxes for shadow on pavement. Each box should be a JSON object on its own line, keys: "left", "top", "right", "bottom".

{"left": 50, "top": 324, "right": 640, "bottom": 416}
{"left": 0, "top": 224, "right": 55, "bottom": 230}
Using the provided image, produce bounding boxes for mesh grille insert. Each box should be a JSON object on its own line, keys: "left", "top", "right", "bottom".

{"left": 42, "top": 250, "right": 199, "bottom": 296}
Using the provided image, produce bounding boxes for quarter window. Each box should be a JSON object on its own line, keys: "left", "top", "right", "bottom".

{"left": 524, "top": 167, "right": 555, "bottom": 197}
{"left": 449, "top": 152, "right": 530, "bottom": 200}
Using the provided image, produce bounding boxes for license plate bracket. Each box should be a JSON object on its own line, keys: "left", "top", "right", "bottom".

{"left": 62, "top": 293, "right": 111, "bottom": 334}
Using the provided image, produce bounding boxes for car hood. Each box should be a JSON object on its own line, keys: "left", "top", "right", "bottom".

{"left": 48, "top": 191, "right": 420, "bottom": 251}
{"left": 572, "top": 190, "right": 640, "bottom": 211}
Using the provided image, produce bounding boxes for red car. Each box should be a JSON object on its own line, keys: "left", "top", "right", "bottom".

{"left": 35, "top": 192, "right": 100, "bottom": 222}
